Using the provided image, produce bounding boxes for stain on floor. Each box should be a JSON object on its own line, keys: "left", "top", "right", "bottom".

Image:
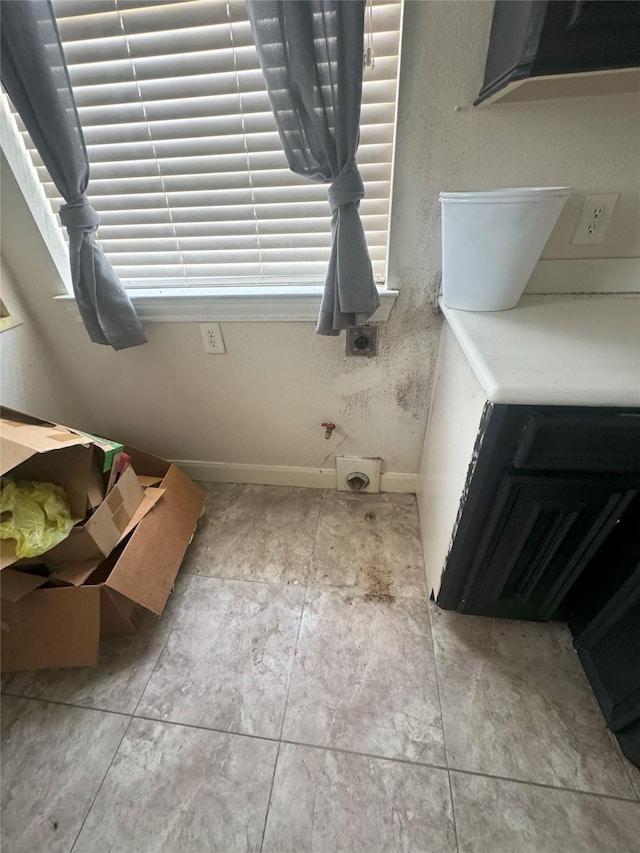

{"left": 363, "top": 555, "right": 395, "bottom": 605}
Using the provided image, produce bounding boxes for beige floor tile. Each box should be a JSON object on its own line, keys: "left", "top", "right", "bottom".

{"left": 612, "top": 734, "right": 640, "bottom": 800}
{"left": 624, "top": 756, "right": 640, "bottom": 800}
{"left": 283, "top": 587, "right": 445, "bottom": 765}
{"left": 262, "top": 743, "right": 457, "bottom": 853}
{"left": 1, "top": 696, "right": 128, "bottom": 853}
{"left": 137, "top": 576, "right": 304, "bottom": 738}
{"left": 7, "top": 574, "right": 192, "bottom": 714}
{"left": 451, "top": 771, "right": 640, "bottom": 853}
{"left": 183, "top": 485, "right": 321, "bottom": 585}
{"left": 179, "top": 484, "right": 242, "bottom": 569}
{"left": 310, "top": 492, "right": 428, "bottom": 599}
{"left": 3, "top": 479, "right": 636, "bottom": 851}
{"left": 73, "top": 718, "right": 277, "bottom": 853}
{"left": 431, "top": 605, "right": 636, "bottom": 797}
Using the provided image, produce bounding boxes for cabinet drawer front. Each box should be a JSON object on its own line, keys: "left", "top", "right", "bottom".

{"left": 514, "top": 412, "right": 640, "bottom": 474}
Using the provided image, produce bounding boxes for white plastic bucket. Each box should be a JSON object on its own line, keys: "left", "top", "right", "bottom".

{"left": 440, "top": 187, "right": 571, "bottom": 311}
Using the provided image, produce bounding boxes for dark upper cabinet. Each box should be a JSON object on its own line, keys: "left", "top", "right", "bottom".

{"left": 476, "top": 0, "right": 640, "bottom": 105}
{"left": 437, "top": 405, "right": 640, "bottom": 622}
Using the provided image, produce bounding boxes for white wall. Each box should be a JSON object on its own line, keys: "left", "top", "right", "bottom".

{"left": 417, "top": 321, "right": 487, "bottom": 599}
{"left": 0, "top": 256, "right": 86, "bottom": 426}
{"left": 1, "top": 0, "right": 638, "bottom": 482}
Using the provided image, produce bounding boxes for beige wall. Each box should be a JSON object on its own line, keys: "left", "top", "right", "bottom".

{"left": 0, "top": 257, "right": 86, "bottom": 426}
{"left": 1, "top": 1, "right": 638, "bottom": 480}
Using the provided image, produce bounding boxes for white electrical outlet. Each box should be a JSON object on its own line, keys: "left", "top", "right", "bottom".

{"left": 571, "top": 193, "right": 619, "bottom": 246}
{"left": 199, "top": 323, "right": 226, "bottom": 354}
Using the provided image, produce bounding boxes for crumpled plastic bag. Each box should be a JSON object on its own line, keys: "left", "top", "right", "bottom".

{"left": 0, "top": 478, "right": 74, "bottom": 558}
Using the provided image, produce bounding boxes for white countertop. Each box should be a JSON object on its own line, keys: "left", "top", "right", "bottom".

{"left": 441, "top": 294, "right": 640, "bottom": 407}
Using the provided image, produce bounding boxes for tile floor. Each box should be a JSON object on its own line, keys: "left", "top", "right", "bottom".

{"left": 2, "top": 483, "right": 640, "bottom": 852}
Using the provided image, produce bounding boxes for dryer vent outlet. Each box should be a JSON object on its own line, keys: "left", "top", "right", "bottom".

{"left": 346, "top": 472, "right": 369, "bottom": 492}
{"left": 336, "top": 456, "right": 382, "bottom": 493}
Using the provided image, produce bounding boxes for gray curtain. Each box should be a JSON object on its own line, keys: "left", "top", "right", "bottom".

{"left": 247, "top": 0, "right": 379, "bottom": 335}
{"left": 0, "top": 0, "right": 147, "bottom": 350}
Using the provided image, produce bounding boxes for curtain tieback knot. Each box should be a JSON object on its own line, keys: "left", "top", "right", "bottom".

{"left": 328, "top": 167, "right": 365, "bottom": 213}
{"left": 59, "top": 195, "right": 100, "bottom": 233}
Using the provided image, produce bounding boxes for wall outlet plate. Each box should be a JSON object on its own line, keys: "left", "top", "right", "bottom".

{"left": 336, "top": 456, "right": 382, "bottom": 492}
{"left": 346, "top": 325, "right": 378, "bottom": 357}
{"left": 571, "top": 193, "right": 619, "bottom": 246}
{"left": 199, "top": 323, "right": 226, "bottom": 354}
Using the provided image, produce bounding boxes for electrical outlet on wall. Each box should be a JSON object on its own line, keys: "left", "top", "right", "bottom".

{"left": 199, "top": 323, "right": 226, "bottom": 354}
{"left": 571, "top": 193, "right": 619, "bottom": 246}
{"left": 346, "top": 325, "right": 378, "bottom": 357}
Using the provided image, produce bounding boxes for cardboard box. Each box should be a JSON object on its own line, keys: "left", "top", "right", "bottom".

{"left": 72, "top": 431, "right": 124, "bottom": 504}
{"left": 0, "top": 409, "right": 96, "bottom": 569}
{"left": 44, "top": 466, "right": 144, "bottom": 563}
{"left": 1, "top": 447, "right": 205, "bottom": 672}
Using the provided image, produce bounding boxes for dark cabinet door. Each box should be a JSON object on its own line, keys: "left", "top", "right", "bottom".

{"left": 534, "top": 1, "right": 640, "bottom": 74}
{"left": 567, "top": 497, "right": 640, "bottom": 766}
{"left": 457, "top": 473, "right": 637, "bottom": 621}
{"left": 575, "top": 571, "right": 640, "bottom": 732}
{"left": 437, "top": 405, "right": 640, "bottom": 620}
{"left": 476, "top": 0, "right": 640, "bottom": 104}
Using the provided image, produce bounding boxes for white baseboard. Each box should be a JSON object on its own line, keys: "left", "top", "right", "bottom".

{"left": 173, "top": 460, "right": 417, "bottom": 493}
{"left": 379, "top": 472, "right": 418, "bottom": 493}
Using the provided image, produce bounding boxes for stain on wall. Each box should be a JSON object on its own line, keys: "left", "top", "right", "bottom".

{"left": 2, "top": 1, "right": 638, "bottom": 477}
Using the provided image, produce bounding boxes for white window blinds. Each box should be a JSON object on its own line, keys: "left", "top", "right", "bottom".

{"left": 19, "top": 0, "right": 402, "bottom": 289}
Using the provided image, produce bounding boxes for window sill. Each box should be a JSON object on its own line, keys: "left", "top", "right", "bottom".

{"left": 55, "top": 285, "right": 399, "bottom": 323}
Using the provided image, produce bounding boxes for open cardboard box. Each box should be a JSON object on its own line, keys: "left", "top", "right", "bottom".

{"left": 1, "top": 446, "right": 205, "bottom": 672}
{"left": 1, "top": 409, "right": 149, "bottom": 569}
{"left": 45, "top": 465, "right": 145, "bottom": 563}
{"left": 4, "top": 467, "right": 162, "bottom": 590}
{"left": 0, "top": 408, "right": 96, "bottom": 569}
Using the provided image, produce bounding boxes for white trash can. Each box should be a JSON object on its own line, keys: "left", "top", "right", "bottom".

{"left": 440, "top": 187, "right": 571, "bottom": 311}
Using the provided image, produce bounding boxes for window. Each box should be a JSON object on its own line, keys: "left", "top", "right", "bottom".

{"left": 10, "top": 0, "right": 402, "bottom": 319}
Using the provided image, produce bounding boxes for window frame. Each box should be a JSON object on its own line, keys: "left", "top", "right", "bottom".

{"left": 1, "top": 0, "right": 402, "bottom": 325}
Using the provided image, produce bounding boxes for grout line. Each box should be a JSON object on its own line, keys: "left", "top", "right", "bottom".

{"left": 447, "top": 769, "right": 460, "bottom": 853}
{"left": 69, "top": 580, "right": 197, "bottom": 852}
{"left": 447, "top": 765, "right": 640, "bottom": 805}
{"left": 305, "top": 489, "right": 326, "bottom": 587}
{"left": 278, "top": 582, "right": 309, "bottom": 741}
{"left": 426, "top": 608, "right": 638, "bottom": 807}
{"left": 304, "top": 580, "right": 430, "bottom": 601}
{"left": 130, "top": 579, "right": 194, "bottom": 720}
{"left": 257, "top": 503, "right": 318, "bottom": 853}
{"left": 610, "top": 732, "right": 640, "bottom": 803}
{"left": 259, "top": 741, "right": 282, "bottom": 853}
{"left": 427, "top": 602, "right": 460, "bottom": 852}
{"left": 7, "top": 692, "right": 638, "bottom": 809}
{"left": 0, "top": 692, "right": 132, "bottom": 718}
{"left": 184, "top": 570, "right": 308, "bottom": 590}
{"left": 69, "top": 714, "right": 134, "bottom": 852}
{"left": 280, "top": 737, "right": 640, "bottom": 806}
{"left": 183, "top": 569, "right": 431, "bottom": 602}
{"left": 131, "top": 712, "right": 280, "bottom": 745}
{"left": 280, "top": 737, "right": 450, "bottom": 773}
{"left": 426, "top": 604, "right": 449, "bottom": 771}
